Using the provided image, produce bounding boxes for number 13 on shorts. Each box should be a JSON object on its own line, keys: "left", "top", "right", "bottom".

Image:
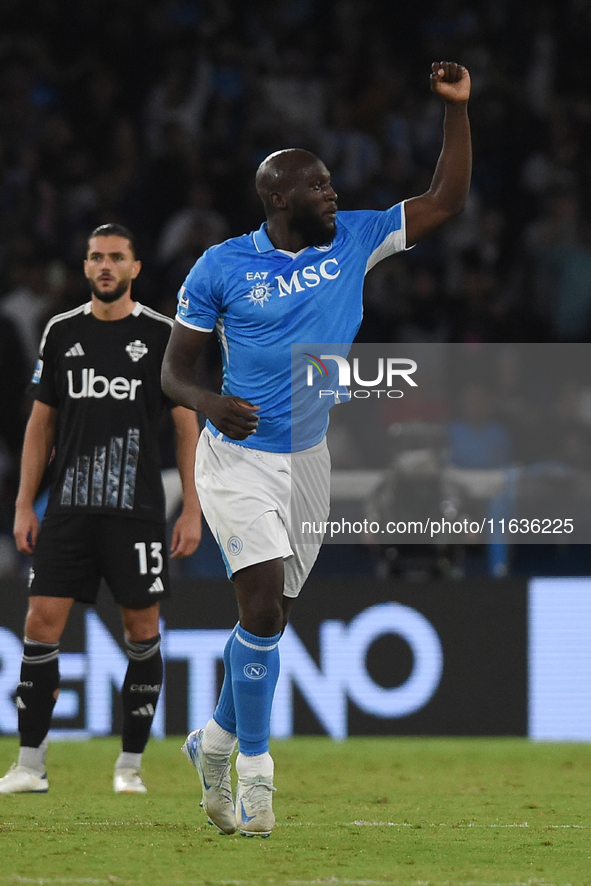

{"left": 134, "top": 541, "right": 164, "bottom": 575}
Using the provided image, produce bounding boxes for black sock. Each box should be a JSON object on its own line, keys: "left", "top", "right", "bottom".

{"left": 121, "top": 635, "right": 163, "bottom": 754}
{"left": 17, "top": 638, "right": 60, "bottom": 748}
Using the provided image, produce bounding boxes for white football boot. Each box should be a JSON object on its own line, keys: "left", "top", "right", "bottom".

{"left": 182, "top": 729, "right": 236, "bottom": 834}
{"left": 0, "top": 763, "right": 49, "bottom": 794}
{"left": 113, "top": 768, "right": 147, "bottom": 793}
{"left": 235, "top": 775, "right": 276, "bottom": 837}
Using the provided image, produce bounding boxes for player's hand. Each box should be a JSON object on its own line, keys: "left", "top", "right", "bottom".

{"left": 206, "top": 393, "right": 260, "bottom": 441}
{"left": 430, "top": 61, "right": 471, "bottom": 103}
{"left": 14, "top": 505, "right": 39, "bottom": 555}
{"left": 170, "top": 507, "right": 202, "bottom": 558}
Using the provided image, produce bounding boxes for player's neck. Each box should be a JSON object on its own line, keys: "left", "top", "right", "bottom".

{"left": 90, "top": 292, "right": 136, "bottom": 321}
{"left": 265, "top": 219, "right": 310, "bottom": 254}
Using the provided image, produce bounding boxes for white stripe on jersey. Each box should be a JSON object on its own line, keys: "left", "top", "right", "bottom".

{"left": 365, "top": 200, "right": 409, "bottom": 273}
{"left": 39, "top": 302, "right": 173, "bottom": 357}
{"left": 215, "top": 318, "right": 230, "bottom": 365}
{"left": 175, "top": 315, "right": 215, "bottom": 333}
{"left": 39, "top": 304, "right": 88, "bottom": 356}
{"left": 136, "top": 303, "right": 174, "bottom": 327}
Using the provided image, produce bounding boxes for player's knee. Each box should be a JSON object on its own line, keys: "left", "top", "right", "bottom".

{"left": 24, "top": 597, "right": 71, "bottom": 643}
{"left": 121, "top": 604, "right": 160, "bottom": 642}
{"left": 242, "top": 597, "right": 283, "bottom": 637}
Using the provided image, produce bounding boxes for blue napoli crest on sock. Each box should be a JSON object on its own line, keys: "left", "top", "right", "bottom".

{"left": 231, "top": 626, "right": 281, "bottom": 756}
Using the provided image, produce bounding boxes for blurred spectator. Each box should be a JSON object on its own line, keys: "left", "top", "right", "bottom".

{"left": 256, "top": 46, "right": 326, "bottom": 144}
{"left": 447, "top": 249, "right": 506, "bottom": 343}
{"left": 0, "top": 252, "right": 55, "bottom": 368}
{"left": 317, "top": 98, "right": 381, "bottom": 203}
{"left": 0, "top": 314, "right": 28, "bottom": 553}
{"left": 156, "top": 180, "right": 228, "bottom": 266}
{"left": 3, "top": 0, "right": 591, "bottom": 578}
{"left": 447, "top": 382, "right": 511, "bottom": 469}
{"left": 536, "top": 215, "right": 591, "bottom": 341}
{"left": 144, "top": 49, "right": 212, "bottom": 155}
{"left": 397, "top": 266, "right": 450, "bottom": 343}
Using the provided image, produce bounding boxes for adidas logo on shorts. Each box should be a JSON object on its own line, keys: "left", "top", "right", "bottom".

{"left": 148, "top": 577, "right": 164, "bottom": 594}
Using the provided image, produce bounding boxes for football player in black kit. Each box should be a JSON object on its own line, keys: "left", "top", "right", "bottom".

{"left": 0, "top": 224, "right": 202, "bottom": 794}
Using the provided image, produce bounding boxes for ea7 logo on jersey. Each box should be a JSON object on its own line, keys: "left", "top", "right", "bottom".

{"left": 126, "top": 340, "right": 148, "bottom": 362}
{"left": 67, "top": 368, "right": 142, "bottom": 400}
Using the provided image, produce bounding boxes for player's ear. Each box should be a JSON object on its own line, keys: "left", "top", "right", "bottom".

{"left": 131, "top": 260, "right": 142, "bottom": 279}
{"left": 269, "top": 191, "right": 287, "bottom": 210}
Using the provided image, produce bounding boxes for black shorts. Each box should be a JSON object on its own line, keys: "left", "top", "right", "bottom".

{"left": 30, "top": 513, "right": 171, "bottom": 607}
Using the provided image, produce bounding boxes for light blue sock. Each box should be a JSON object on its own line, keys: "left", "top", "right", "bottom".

{"left": 213, "top": 624, "right": 238, "bottom": 735}
{"left": 231, "top": 625, "right": 281, "bottom": 755}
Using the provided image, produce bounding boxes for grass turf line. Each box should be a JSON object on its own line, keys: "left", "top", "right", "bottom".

{"left": 0, "top": 736, "right": 590, "bottom": 886}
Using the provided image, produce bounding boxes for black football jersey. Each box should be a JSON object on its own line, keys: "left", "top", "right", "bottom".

{"left": 32, "top": 302, "right": 175, "bottom": 522}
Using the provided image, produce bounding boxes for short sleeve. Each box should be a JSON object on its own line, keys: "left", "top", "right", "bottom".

{"left": 30, "top": 323, "right": 59, "bottom": 406}
{"left": 338, "top": 203, "right": 408, "bottom": 273}
{"left": 176, "top": 247, "right": 224, "bottom": 332}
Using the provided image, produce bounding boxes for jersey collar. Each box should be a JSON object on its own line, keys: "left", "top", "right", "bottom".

{"left": 84, "top": 300, "right": 143, "bottom": 316}
{"left": 252, "top": 223, "right": 275, "bottom": 253}
{"left": 252, "top": 222, "right": 336, "bottom": 255}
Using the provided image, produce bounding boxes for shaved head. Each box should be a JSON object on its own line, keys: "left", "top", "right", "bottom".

{"left": 255, "top": 149, "right": 323, "bottom": 213}
{"left": 254, "top": 148, "right": 337, "bottom": 249}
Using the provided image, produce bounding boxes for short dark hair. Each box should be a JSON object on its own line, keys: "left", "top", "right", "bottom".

{"left": 87, "top": 223, "right": 137, "bottom": 258}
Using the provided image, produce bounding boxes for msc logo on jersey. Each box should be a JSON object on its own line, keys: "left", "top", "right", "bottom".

{"left": 275, "top": 258, "right": 341, "bottom": 298}
{"left": 67, "top": 368, "right": 142, "bottom": 400}
{"left": 126, "top": 340, "right": 148, "bottom": 362}
{"left": 244, "top": 259, "right": 342, "bottom": 307}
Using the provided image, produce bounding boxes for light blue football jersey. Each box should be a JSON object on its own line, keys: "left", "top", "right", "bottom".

{"left": 176, "top": 203, "right": 407, "bottom": 451}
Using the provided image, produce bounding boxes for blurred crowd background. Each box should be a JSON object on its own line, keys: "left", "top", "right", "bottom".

{"left": 2, "top": 0, "right": 591, "bottom": 577}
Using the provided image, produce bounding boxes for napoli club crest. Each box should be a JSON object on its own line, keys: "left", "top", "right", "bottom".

{"left": 227, "top": 536, "right": 243, "bottom": 555}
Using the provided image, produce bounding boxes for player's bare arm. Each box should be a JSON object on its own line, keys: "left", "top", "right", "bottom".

{"left": 162, "top": 322, "right": 259, "bottom": 441}
{"left": 404, "top": 61, "right": 472, "bottom": 247}
{"left": 169, "top": 405, "right": 202, "bottom": 558}
{"left": 13, "top": 401, "right": 57, "bottom": 554}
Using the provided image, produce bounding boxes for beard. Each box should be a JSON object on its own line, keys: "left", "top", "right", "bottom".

{"left": 289, "top": 203, "right": 336, "bottom": 247}
{"left": 88, "top": 277, "right": 130, "bottom": 303}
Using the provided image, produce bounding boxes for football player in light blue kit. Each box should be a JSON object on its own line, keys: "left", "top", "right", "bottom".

{"left": 162, "top": 61, "right": 472, "bottom": 837}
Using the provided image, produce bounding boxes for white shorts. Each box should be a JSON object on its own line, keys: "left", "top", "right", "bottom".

{"left": 195, "top": 427, "right": 330, "bottom": 598}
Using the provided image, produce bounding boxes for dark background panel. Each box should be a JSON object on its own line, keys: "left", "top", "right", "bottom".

{"left": 0, "top": 577, "right": 528, "bottom": 737}
{"left": 285, "top": 577, "right": 528, "bottom": 736}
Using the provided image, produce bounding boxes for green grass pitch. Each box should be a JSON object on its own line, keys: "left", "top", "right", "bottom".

{"left": 0, "top": 736, "right": 590, "bottom": 886}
